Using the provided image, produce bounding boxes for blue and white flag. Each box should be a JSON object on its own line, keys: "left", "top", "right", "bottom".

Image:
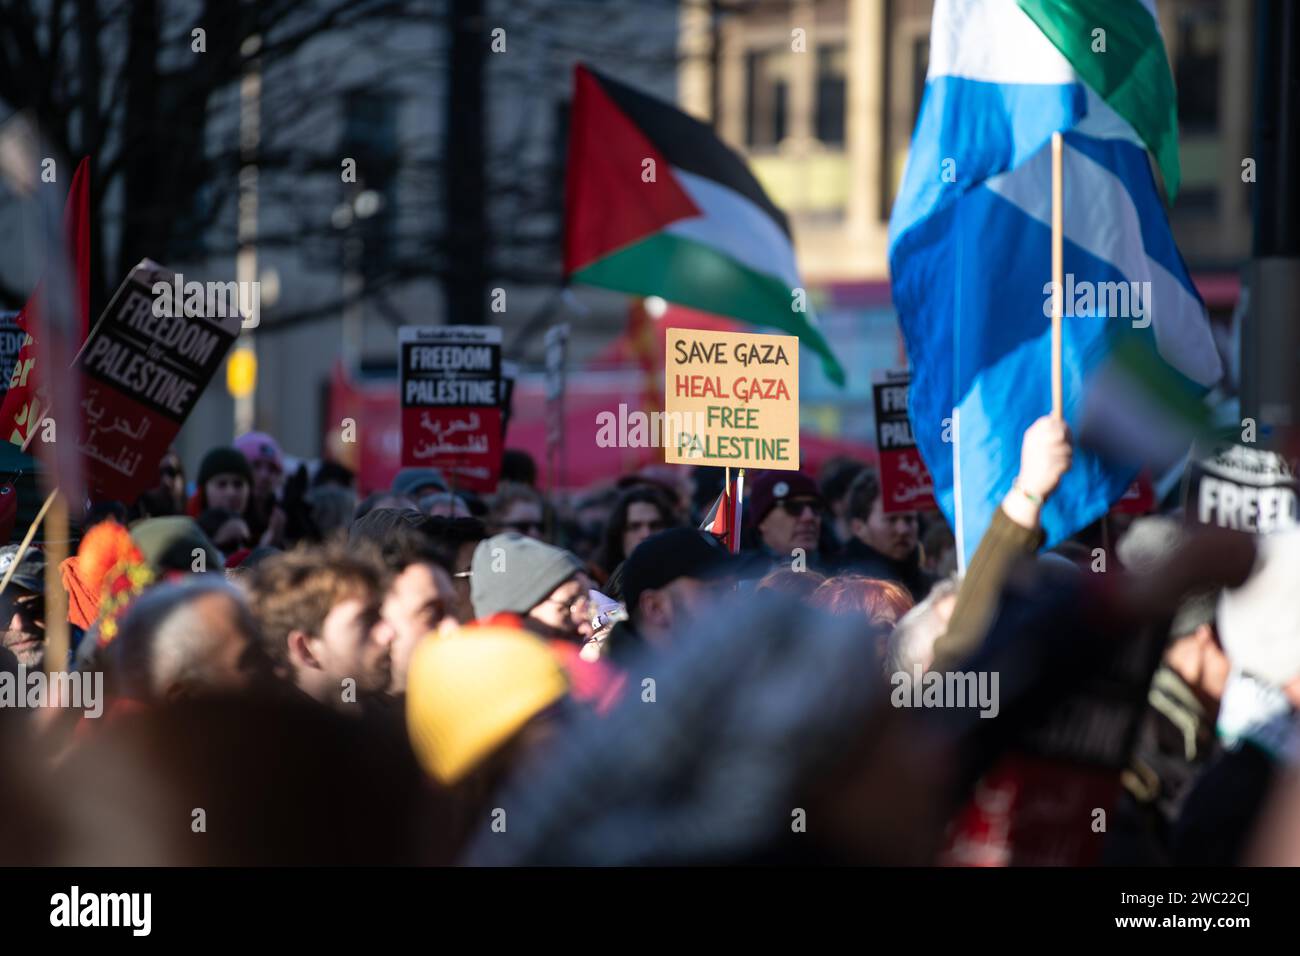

{"left": 888, "top": 0, "right": 1222, "bottom": 564}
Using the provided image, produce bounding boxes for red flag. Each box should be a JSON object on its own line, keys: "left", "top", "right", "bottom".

{"left": 0, "top": 156, "right": 91, "bottom": 448}
{"left": 699, "top": 475, "right": 741, "bottom": 553}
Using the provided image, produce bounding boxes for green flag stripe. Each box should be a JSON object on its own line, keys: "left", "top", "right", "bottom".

{"left": 1017, "top": 0, "right": 1181, "bottom": 199}
{"left": 573, "top": 232, "right": 846, "bottom": 385}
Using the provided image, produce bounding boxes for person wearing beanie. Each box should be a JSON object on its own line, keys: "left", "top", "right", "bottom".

{"left": 234, "top": 431, "right": 285, "bottom": 501}
{"left": 129, "top": 516, "right": 225, "bottom": 575}
{"left": 391, "top": 467, "right": 448, "bottom": 500}
{"left": 470, "top": 532, "right": 625, "bottom": 712}
{"left": 193, "top": 447, "right": 253, "bottom": 516}
{"left": 234, "top": 431, "right": 288, "bottom": 547}
{"left": 405, "top": 625, "right": 569, "bottom": 786}
{"left": 470, "top": 532, "right": 591, "bottom": 644}
{"left": 745, "top": 470, "right": 828, "bottom": 574}
{"left": 405, "top": 624, "right": 571, "bottom": 862}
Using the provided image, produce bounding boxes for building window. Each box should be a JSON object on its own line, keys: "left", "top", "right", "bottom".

{"left": 815, "top": 44, "right": 847, "bottom": 146}
{"left": 745, "top": 48, "right": 791, "bottom": 148}
{"left": 1175, "top": 0, "right": 1221, "bottom": 136}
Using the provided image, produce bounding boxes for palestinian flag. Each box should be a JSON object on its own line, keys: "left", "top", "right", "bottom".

{"left": 699, "top": 473, "right": 743, "bottom": 554}
{"left": 564, "top": 64, "right": 844, "bottom": 385}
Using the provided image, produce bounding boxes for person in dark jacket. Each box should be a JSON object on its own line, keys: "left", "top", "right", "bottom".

{"left": 837, "top": 470, "right": 932, "bottom": 602}
{"left": 745, "top": 470, "right": 829, "bottom": 574}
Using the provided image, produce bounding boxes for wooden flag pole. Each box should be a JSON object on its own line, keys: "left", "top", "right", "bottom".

{"left": 0, "top": 486, "right": 58, "bottom": 597}
{"left": 1051, "top": 131, "right": 1065, "bottom": 420}
{"left": 44, "top": 491, "right": 69, "bottom": 674}
{"left": 733, "top": 468, "right": 745, "bottom": 555}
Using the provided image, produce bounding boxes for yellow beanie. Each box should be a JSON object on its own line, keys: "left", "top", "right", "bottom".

{"left": 405, "top": 626, "right": 569, "bottom": 785}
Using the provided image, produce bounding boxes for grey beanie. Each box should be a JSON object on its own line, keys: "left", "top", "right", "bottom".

{"left": 471, "top": 532, "right": 584, "bottom": 620}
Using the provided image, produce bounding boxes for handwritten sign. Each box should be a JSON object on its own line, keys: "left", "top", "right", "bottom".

{"left": 399, "top": 325, "right": 503, "bottom": 492}
{"left": 663, "top": 328, "right": 799, "bottom": 470}
{"left": 77, "top": 260, "right": 241, "bottom": 502}
{"left": 872, "top": 370, "right": 936, "bottom": 513}
{"left": 1184, "top": 442, "right": 1299, "bottom": 534}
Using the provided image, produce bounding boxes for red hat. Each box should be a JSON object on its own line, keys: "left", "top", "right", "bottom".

{"left": 746, "top": 471, "right": 823, "bottom": 526}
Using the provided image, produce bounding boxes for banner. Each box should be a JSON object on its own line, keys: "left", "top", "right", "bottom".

{"left": 0, "top": 313, "right": 22, "bottom": 406}
{"left": 872, "top": 370, "right": 936, "bottom": 513}
{"left": 1183, "top": 442, "right": 1299, "bottom": 534}
{"left": 663, "top": 328, "right": 799, "bottom": 470}
{"left": 75, "top": 260, "right": 241, "bottom": 502}
{"left": 399, "top": 326, "right": 503, "bottom": 492}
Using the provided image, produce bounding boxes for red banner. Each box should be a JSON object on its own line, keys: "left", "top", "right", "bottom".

{"left": 76, "top": 261, "right": 241, "bottom": 502}
{"left": 873, "top": 371, "right": 936, "bottom": 513}
{"left": 399, "top": 326, "right": 504, "bottom": 493}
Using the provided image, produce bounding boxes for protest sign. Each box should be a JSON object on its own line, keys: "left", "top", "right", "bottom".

{"left": 1110, "top": 471, "right": 1155, "bottom": 515}
{"left": 1184, "top": 441, "right": 1299, "bottom": 534}
{"left": 399, "top": 326, "right": 503, "bottom": 492}
{"left": 872, "top": 370, "right": 936, "bottom": 513}
{"left": 663, "top": 328, "right": 798, "bottom": 470}
{"left": 75, "top": 260, "right": 241, "bottom": 502}
{"left": 0, "top": 313, "right": 23, "bottom": 406}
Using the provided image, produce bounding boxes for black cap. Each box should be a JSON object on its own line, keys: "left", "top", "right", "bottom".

{"left": 622, "top": 528, "right": 739, "bottom": 613}
{"left": 0, "top": 545, "right": 44, "bottom": 593}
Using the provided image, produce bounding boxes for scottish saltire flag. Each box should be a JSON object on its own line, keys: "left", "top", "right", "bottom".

{"left": 888, "top": 0, "right": 1222, "bottom": 563}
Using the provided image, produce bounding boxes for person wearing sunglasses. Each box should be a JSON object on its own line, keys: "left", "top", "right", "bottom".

{"left": 748, "top": 471, "right": 829, "bottom": 574}
{"left": 489, "top": 482, "right": 547, "bottom": 541}
{"left": 0, "top": 545, "right": 46, "bottom": 669}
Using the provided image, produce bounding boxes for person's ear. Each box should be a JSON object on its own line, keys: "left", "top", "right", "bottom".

{"left": 849, "top": 516, "right": 867, "bottom": 538}
{"left": 287, "top": 630, "right": 320, "bottom": 670}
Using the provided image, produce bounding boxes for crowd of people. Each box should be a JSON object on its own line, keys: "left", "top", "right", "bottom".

{"left": 1, "top": 418, "right": 1299, "bottom": 867}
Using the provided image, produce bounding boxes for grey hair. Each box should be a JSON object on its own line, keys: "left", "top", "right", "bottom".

{"left": 885, "top": 574, "right": 961, "bottom": 675}
{"left": 110, "top": 578, "right": 257, "bottom": 700}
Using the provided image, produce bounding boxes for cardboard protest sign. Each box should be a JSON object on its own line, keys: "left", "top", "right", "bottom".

{"left": 399, "top": 326, "right": 503, "bottom": 492}
{"left": 872, "top": 370, "right": 936, "bottom": 513}
{"left": 76, "top": 260, "right": 241, "bottom": 502}
{"left": 1184, "top": 442, "right": 1299, "bottom": 534}
{"left": 663, "top": 328, "right": 799, "bottom": 470}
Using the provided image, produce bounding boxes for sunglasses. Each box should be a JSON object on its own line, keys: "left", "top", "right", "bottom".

{"left": 778, "top": 498, "right": 824, "bottom": 517}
